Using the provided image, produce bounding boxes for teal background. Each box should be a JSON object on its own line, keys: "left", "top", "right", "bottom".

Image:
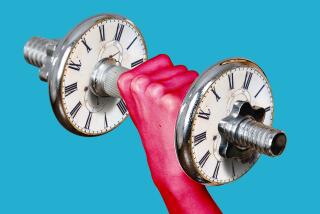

{"left": 0, "top": 0, "right": 318, "bottom": 213}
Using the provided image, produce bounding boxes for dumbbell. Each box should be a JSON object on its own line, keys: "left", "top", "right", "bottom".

{"left": 24, "top": 14, "right": 287, "bottom": 185}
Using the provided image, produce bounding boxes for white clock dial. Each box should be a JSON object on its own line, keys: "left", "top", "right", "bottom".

{"left": 191, "top": 66, "right": 273, "bottom": 184}
{"left": 61, "top": 18, "right": 147, "bottom": 135}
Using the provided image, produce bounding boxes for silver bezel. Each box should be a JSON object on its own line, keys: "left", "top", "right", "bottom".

{"left": 175, "top": 58, "right": 274, "bottom": 185}
{"left": 47, "top": 14, "right": 148, "bottom": 136}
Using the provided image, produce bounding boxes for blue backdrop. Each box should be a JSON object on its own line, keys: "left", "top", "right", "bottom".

{"left": 0, "top": 0, "right": 317, "bottom": 213}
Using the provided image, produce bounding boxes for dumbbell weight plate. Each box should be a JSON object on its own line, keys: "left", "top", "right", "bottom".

{"left": 175, "top": 58, "right": 274, "bottom": 185}
{"left": 47, "top": 14, "right": 148, "bottom": 136}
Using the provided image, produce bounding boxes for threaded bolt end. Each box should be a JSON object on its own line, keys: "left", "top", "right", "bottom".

{"left": 219, "top": 116, "right": 287, "bottom": 157}
{"left": 24, "top": 37, "right": 58, "bottom": 68}
{"left": 237, "top": 117, "right": 286, "bottom": 156}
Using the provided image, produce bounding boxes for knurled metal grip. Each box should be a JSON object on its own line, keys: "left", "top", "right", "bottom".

{"left": 90, "top": 58, "right": 128, "bottom": 98}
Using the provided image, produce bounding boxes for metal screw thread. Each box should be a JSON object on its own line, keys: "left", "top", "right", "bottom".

{"left": 24, "top": 37, "right": 58, "bottom": 68}
{"left": 220, "top": 116, "right": 286, "bottom": 157}
{"left": 90, "top": 58, "right": 127, "bottom": 98}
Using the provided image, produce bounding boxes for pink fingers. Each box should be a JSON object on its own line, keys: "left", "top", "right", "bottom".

{"left": 130, "top": 65, "right": 188, "bottom": 98}
{"left": 158, "top": 70, "right": 198, "bottom": 93}
{"left": 117, "top": 54, "right": 174, "bottom": 123}
{"left": 147, "top": 65, "right": 187, "bottom": 81}
{"left": 118, "top": 54, "right": 173, "bottom": 97}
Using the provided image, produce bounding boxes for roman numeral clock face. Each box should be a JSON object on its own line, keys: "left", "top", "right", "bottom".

{"left": 191, "top": 66, "right": 274, "bottom": 184}
{"left": 61, "top": 18, "right": 147, "bottom": 135}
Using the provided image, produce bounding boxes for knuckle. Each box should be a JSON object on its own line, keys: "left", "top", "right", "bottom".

{"left": 146, "top": 83, "right": 165, "bottom": 98}
{"left": 182, "top": 71, "right": 198, "bottom": 81}
{"left": 175, "top": 65, "right": 188, "bottom": 71}
{"left": 130, "top": 75, "right": 150, "bottom": 93}
{"left": 188, "top": 70, "right": 199, "bottom": 78}
{"left": 160, "top": 94, "right": 181, "bottom": 112}
{"left": 117, "top": 72, "right": 134, "bottom": 89}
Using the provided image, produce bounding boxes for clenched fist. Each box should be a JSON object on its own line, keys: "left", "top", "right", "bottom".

{"left": 118, "top": 55, "right": 221, "bottom": 214}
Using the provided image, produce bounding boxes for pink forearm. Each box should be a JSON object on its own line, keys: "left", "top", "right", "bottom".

{"left": 157, "top": 176, "right": 221, "bottom": 214}
{"left": 118, "top": 55, "right": 222, "bottom": 213}
{"left": 141, "top": 132, "right": 221, "bottom": 213}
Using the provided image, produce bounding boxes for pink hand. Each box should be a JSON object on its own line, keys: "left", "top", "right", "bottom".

{"left": 118, "top": 55, "right": 221, "bottom": 214}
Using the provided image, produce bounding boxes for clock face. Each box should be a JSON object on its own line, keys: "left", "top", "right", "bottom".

{"left": 60, "top": 17, "right": 147, "bottom": 135}
{"left": 191, "top": 65, "right": 273, "bottom": 184}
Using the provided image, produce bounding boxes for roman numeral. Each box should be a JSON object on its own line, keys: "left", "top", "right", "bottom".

{"left": 81, "top": 38, "right": 92, "bottom": 53}
{"left": 70, "top": 101, "right": 82, "bottom": 118}
{"left": 254, "top": 84, "right": 265, "bottom": 98}
{"left": 114, "top": 23, "right": 124, "bottom": 41}
{"left": 265, "top": 106, "right": 271, "bottom": 112}
{"left": 198, "top": 109, "right": 211, "bottom": 120}
{"left": 211, "top": 87, "right": 221, "bottom": 102}
{"left": 64, "top": 82, "right": 77, "bottom": 97}
{"left": 117, "top": 100, "right": 127, "bottom": 115}
{"left": 127, "top": 36, "right": 137, "bottom": 50}
{"left": 194, "top": 131, "right": 207, "bottom": 146}
{"left": 199, "top": 150, "right": 211, "bottom": 167}
{"left": 104, "top": 113, "right": 108, "bottom": 128}
{"left": 131, "top": 58, "right": 144, "bottom": 68}
{"left": 68, "top": 60, "right": 82, "bottom": 71}
{"left": 243, "top": 71, "right": 253, "bottom": 90}
{"left": 99, "top": 25, "right": 105, "bottom": 41}
{"left": 84, "top": 112, "right": 93, "bottom": 129}
{"left": 213, "top": 161, "right": 221, "bottom": 179}
{"left": 228, "top": 73, "right": 234, "bottom": 89}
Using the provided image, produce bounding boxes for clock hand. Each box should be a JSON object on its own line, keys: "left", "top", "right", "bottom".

{"left": 109, "top": 50, "right": 120, "bottom": 58}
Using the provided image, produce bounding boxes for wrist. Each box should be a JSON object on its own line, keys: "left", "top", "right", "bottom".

{"left": 156, "top": 174, "right": 222, "bottom": 214}
{"left": 155, "top": 172, "right": 204, "bottom": 198}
